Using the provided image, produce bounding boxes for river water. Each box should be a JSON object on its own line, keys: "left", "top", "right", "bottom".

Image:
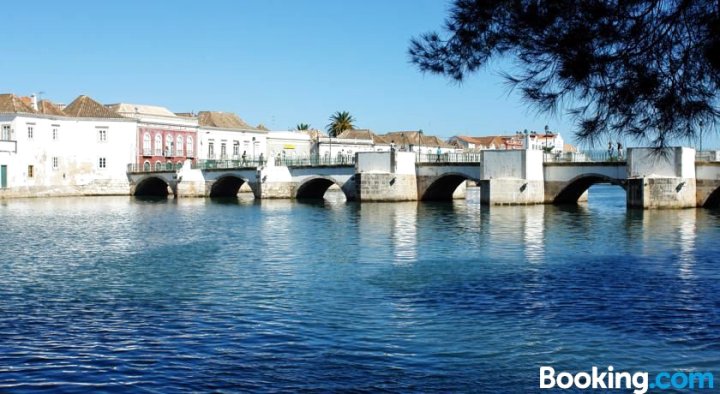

{"left": 0, "top": 186, "right": 719, "bottom": 392}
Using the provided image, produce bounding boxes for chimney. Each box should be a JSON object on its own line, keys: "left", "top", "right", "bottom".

{"left": 30, "top": 94, "right": 38, "bottom": 111}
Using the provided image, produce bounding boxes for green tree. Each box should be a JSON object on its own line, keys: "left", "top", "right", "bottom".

{"left": 409, "top": 1, "right": 720, "bottom": 147}
{"left": 296, "top": 123, "right": 311, "bottom": 131}
{"left": 326, "top": 111, "right": 356, "bottom": 137}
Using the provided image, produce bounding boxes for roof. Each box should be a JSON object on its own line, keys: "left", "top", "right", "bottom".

{"left": 452, "top": 135, "right": 520, "bottom": 148}
{"left": 107, "top": 103, "right": 178, "bottom": 118}
{"left": 563, "top": 143, "right": 577, "bottom": 153}
{"left": 64, "top": 95, "right": 125, "bottom": 118}
{"left": 335, "top": 128, "right": 390, "bottom": 144}
{"left": 0, "top": 94, "right": 36, "bottom": 113}
{"left": 382, "top": 130, "right": 453, "bottom": 148}
{"left": 37, "top": 100, "right": 66, "bottom": 116}
{"left": 198, "top": 111, "right": 258, "bottom": 130}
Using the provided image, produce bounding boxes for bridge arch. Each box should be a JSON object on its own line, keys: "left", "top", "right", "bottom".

{"left": 134, "top": 176, "right": 172, "bottom": 197}
{"left": 210, "top": 175, "right": 253, "bottom": 198}
{"left": 703, "top": 186, "right": 720, "bottom": 208}
{"left": 553, "top": 173, "right": 625, "bottom": 204}
{"left": 420, "top": 172, "right": 479, "bottom": 201}
{"left": 295, "top": 176, "right": 349, "bottom": 200}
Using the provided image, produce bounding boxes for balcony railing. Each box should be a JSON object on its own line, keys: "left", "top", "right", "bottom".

{"left": 0, "top": 140, "right": 17, "bottom": 153}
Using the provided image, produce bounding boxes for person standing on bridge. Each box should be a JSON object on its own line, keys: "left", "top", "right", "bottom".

{"left": 617, "top": 142, "right": 623, "bottom": 159}
{"left": 608, "top": 141, "right": 614, "bottom": 159}
{"left": 436, "top": 145, "right": 441, "bottom": 162}
{"left": 242, "top": 150, "right": 247, "bottom": 166}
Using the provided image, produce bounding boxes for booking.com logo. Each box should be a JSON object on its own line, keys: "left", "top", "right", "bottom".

{"left": 540, "top": 366, "right": 714, "bottom": 393}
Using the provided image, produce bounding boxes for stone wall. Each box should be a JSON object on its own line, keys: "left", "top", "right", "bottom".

{"left": 627, "top": 177, "right": 697, "bottom": 209}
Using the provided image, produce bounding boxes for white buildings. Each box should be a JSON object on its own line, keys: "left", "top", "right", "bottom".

{"left": 196, "top": 111, "right": 268, "bottom": 162}
{"left": 107, "top": 103, "right": 198, "bottom": 171}
{"left": 0, "top": 94, "right": 136, "bottom": 197}
{"left": 266, "top": 131, "right": 312, "bottom": 162}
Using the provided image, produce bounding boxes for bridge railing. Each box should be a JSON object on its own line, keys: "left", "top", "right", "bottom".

{"left": 192, "top": 159, "right": 263, "bottom": 170}
{"left": 696, "top": 150, "right": 720, "bottom": 162}
{"left": 415, "top": 152, "right": 483, "bottom": 163}
{"left": 127, "top": 163, "right": 180, "bottom": 173}
{"left": 543, "top": 150, "right": 626, "bottom": 163}
{"left": 277, "top": 156, "right": 356, "bottom": 167}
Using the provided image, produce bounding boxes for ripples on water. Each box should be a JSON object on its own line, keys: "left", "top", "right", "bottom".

{"left": 0, "top": 185, "right": 719, "bottom": 392}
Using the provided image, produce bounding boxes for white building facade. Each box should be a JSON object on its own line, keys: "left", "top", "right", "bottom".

{"left": 0, "top": 95, "right": 137, "bottom": 197}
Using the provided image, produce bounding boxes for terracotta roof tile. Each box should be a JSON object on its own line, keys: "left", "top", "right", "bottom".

{"left": 198, "top": 111, "right": 257, "bottom": 130}
{"left": 64, "top": 95, "right": 124, "bottom": 118}
{"left": 0, "top": 94, "right": 36, "bottom": 113}
{"left": 37, "top": 100, "right": 66, "bottom": 116}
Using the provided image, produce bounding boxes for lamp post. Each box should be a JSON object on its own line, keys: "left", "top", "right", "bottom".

{"left": 329, "top": 132, "right": 332, "bottom": 164}
{"left": 252, "top": 136, "right": 256, "bottom": 163}
{"left": 699, "top": 120, "right": 704, "bottom": 152}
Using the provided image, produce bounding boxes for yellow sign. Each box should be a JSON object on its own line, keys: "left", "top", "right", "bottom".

{"left": 283, "top": 144, "right": 296, "bottom": 149}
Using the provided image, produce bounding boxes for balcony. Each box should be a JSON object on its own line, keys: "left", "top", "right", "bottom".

{"left": 0, "top": 140, "right": 17, "bottom": 153}
{"left": 142, "top": 148, "right": 152, "bottom": 157}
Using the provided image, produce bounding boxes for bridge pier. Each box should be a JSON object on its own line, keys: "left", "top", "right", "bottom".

{"left": 356, "top": 152, "right": 418, "bottom": 201}
{"left": 626, "top": 148, "right": 697, "bottom": 209}
{"left": 256, "top": 165, "right": 296, "bottom": 199}
{"left": 479, "top": 150, "right": 545, "bottom": 205}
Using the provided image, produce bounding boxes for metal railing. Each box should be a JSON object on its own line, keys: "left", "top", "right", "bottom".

{"left": 543, "top": 150, "right": 626, "bottom": 163}
{"left": 415, "top": 152, "right": 482, "bottom": 163}
{"left": 277, "top": 156, "right": 356, "bottom": 167}
{"left": 696, "top": 150, "right": 720, "bottom": 162}
{"left": 127, "top": 163, "right": 175, "bottom": 173}
{"left": 193, "top": 159, "right": 263, "bottom": 170}
{"left": 0, "top": 140, "right": 17, "bottom": 153}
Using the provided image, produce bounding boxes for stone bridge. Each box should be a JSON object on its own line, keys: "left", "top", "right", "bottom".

{"left": 128, "top": 147, "right": 720, "bottom": 208}
{"left": 544, "top": 162, "right": 627, "bottom": 204}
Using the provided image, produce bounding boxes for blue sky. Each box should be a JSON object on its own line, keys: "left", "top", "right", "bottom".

{"left": 2, "top": 0, "right": 716, "bottom": 148}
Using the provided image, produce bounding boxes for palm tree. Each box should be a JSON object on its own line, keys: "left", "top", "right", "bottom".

{"left": 326, "top": 111, "right": 355, "bottom": 137}
{"left": 296, "top": 123, "right": 310, "bottom": 131}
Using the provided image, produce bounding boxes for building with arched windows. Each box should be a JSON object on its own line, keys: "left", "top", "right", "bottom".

{"left": 106, "top": 103, "right": 198, "bottom": 171}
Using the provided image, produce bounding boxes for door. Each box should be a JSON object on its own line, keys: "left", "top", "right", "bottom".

{"left": 1, "top": 165, "right": 6, "bottom": 188}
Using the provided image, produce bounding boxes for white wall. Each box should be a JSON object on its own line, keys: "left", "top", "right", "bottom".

{"left": 199, "top": 127, "right": 267, "bottom": 161}
{"left": 266, "top": 132, "right": 311, "bottom": 159}
{"left": 628, "top": 147, "right": 696, "bottom": 178}
{"left": 0, "top": 114, "right": 136, "bottom": 194}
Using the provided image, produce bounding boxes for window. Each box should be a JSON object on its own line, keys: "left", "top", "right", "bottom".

{"left": 165, "top": 135, "right": 173, "bottom": 156}
{"left": 143, "top": 133, "right": 152, "bottom": 155}
{"left": 176, "top": 135, "right": 184, "bottom": 156}
{"left": 52, "top": 127, "right": 59, "bottom": 140}
{"left": 233, "top": 141, "right": 240, "bottom": 156}
{"left": 98, "top": 157, "right": 107, "bottom": 169}
{"left": 186, "top": 136, "right": 194, "bottom": 157}
{"left": 165, "top": 161, "right": 173, "bottom": 170}
{"left": 27, "top": 165, "right": 34, "bottom": 178}
{"left": 27, "top": 126, "right": 34, "bottom": 140}
{"left": 220, "top": 142, "right": 227, "bottom": 159}
{"left": 154, "top": 134, "right": 162, "bottom": 156}
{"left": 98, "top": 128, "right": 107, "bottom": 142}
{"left": 155, "top": 161, "right": 162, "bottom": 171}
{"left": 208, "top": 141, "right": 215, "bottom": 159}
{"left": 1, "top": 125, "right": 10, "bottom": 140}
{"left": 52, "top": 157, "right": 59, "bottom": 169}
{"left": 143, "top": 161, "right": 151, "bottom": 171}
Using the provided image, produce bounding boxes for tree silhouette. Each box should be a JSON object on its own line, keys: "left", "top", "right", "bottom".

{"left": 409, "top": 1, "right": 720, "bottom": 147}
{"left": 326, "top": 111, "right": 356, "bottom": 137}
{"left": 296, "top": 123, "right": 311, "bottom": 130}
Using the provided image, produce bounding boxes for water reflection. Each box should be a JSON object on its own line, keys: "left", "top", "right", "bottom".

{"left": 1, "top": 194, "right": 719, "bottom": 392}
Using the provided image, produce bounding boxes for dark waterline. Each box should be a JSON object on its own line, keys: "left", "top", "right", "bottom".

{"left": 0, "top": 185, "right": 719, "bottom": 393}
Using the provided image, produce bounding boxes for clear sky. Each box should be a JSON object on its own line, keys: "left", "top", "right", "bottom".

{"left": 2, "top": 0, "right": 716, "bottom": 148}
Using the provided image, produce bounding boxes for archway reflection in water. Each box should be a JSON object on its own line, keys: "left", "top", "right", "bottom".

{"left": 0, "top": 190, "right": 718, "bottom": 392}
